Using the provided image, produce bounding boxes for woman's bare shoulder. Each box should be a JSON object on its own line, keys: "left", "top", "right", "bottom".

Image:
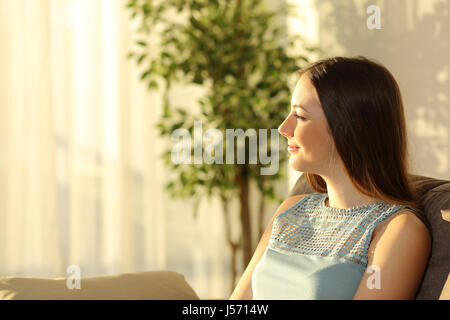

{"left": 272, "top": 194, "right": 309, "bottom": 220}
{"left": 281, "top": 193, "right": 309, "bottom": 208}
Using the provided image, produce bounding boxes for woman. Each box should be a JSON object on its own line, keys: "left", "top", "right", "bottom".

{"left": 230, "top": 56, "right": 431, "bottom": 300}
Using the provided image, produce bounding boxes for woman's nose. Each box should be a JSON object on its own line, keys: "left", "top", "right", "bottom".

{"left": 278, "top": 117, "right": 294, "bottom": 138}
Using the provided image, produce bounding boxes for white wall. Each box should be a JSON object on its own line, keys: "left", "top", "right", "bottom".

{"left": 289, "top": 0, "right": 450, "bottom": 180}
{"left": 167, "top": 0, "right": 450, "bottom": 299}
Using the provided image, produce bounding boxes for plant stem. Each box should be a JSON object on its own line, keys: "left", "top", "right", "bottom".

{"left": 235, "top": 166, "right": 252, "bottom": 267}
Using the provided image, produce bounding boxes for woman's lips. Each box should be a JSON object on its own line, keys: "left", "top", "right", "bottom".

{"left": 288, "top": 145, "right": 300, "bottom": 152}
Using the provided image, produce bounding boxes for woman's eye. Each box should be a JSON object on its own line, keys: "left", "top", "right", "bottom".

{"left": 294, "top": 114, "right": 306, "bottom": 121}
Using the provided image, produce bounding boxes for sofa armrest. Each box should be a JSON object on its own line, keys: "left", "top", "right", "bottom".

{"left": 0, "top": 270, "right": 200, "bottom": 300}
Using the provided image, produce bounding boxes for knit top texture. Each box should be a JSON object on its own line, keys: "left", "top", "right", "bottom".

{"left": 251, "top": 192, "right": 420, "bottom": 300}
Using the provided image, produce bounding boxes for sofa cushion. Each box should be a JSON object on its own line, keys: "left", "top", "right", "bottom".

{"left": 288, "top": 173, "right": 450, "bottom": 300}
{"left": 414, "top": 182, "right": 450, "bottom": 300}
{"left": 0, "top": 270, "right": 200, "bottom": 300}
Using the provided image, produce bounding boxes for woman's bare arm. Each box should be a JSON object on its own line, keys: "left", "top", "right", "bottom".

{"left": 229, "top": 194, "right": 307, "bottom": 300}
{"left": 352, "top": 210, "right": 431, "bottom": 299}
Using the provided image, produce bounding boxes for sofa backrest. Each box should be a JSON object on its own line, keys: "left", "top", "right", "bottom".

{"left": 288, "top": 173, "right": 450, "bottom": 300}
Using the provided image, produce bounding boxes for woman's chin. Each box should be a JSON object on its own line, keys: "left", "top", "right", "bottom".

{"left": 289, "top": 157, "right": 301, "bottom": 169}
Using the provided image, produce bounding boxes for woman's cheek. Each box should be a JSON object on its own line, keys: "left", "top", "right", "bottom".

{"left": 294, "top": 125, "right": 309, "bottom": 149}
{"left": 295, "top": 124, "right": 329, "bottom": 158}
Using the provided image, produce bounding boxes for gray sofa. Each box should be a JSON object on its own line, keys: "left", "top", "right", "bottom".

{"left": 1, "top": 174, "right": 448, "bottom": 300}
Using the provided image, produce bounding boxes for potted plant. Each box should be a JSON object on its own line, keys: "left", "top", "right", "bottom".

{"left": 126, "top": 0, "right": 317, "bottom": 291}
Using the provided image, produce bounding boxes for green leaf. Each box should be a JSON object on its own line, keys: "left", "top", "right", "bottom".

{"left": 148, "top": 80, "right": 158, "bottom": 89}
{"left": 180, "top": 172, "right": 187, "bottom": 186}
{"left": 192, "top": 73, "right": 203, "bottom": 84}
{"left": 176, "top": 108, "right": 187, "bottom": 116}
{"left": 166, "top": 181, "right": 175, "bottom": 190}
{"left": 137, "top": 53, "right": 147, "bottom": 65}
{"left": 140, "top": 70, "right": 151, "bottom": 80}
{"left": 189, "top": 16, "right": 205, "bottom": 32}
{"left": 136, "top": 40, "right": 147, "bottom": 47}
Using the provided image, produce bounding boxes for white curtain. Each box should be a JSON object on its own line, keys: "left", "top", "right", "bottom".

{"left": 0, "top": 0, "right": 289, "bottom": 299}
{"left": 0, "top": 0, "right": 170, "bottom": 279}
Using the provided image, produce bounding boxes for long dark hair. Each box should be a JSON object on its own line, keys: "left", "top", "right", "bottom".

{"left": 299, "top": 56, "right": 420, "bottom": 213}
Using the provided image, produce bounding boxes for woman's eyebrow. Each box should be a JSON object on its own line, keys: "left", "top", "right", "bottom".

{"left": 292, "top": 104, "right": 310, "bottom": 113}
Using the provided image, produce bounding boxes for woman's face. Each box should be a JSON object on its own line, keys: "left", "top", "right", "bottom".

{"left": 278, "top": 73, "right": 338, "bottom": 174}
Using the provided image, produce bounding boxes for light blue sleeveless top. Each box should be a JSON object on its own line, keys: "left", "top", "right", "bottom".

{"left": 252, "top": 192, "right": 419, "bottom": 300}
